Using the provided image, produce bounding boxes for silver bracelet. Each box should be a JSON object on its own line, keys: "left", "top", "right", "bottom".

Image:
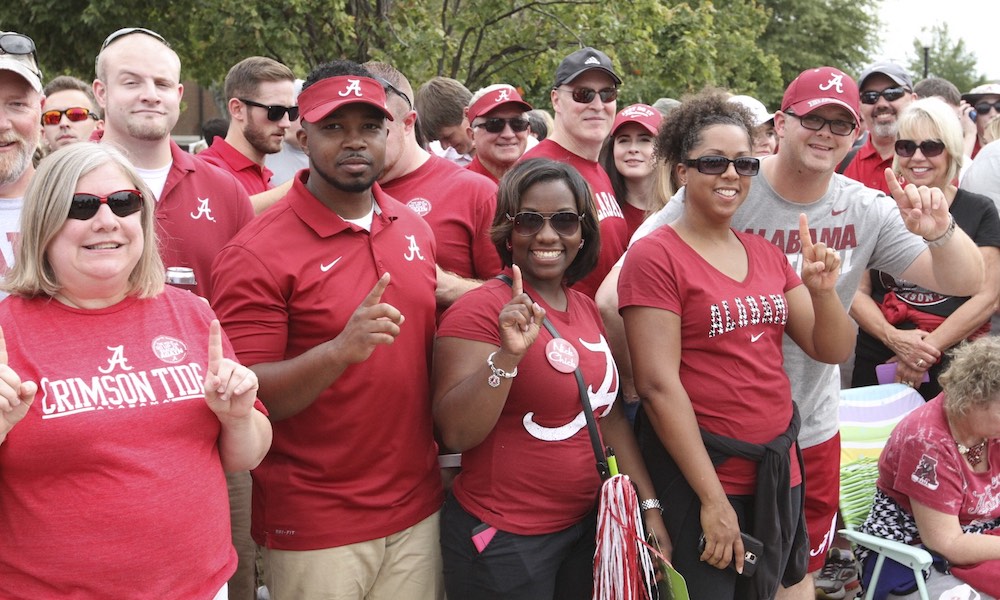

{"left": 487, "top": 351, "right": 517, "bottom": 388}
{"left": 640, "top": 498, "right": 663, "bottom": 513}
{"left": 924, "top": 214, "right": 956, "bottom": 248}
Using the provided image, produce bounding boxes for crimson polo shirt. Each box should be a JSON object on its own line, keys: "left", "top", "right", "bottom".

{"left": 111, "top": 139, "right": 255, "bottom": 300}
{"left": 842, "top": 137, "right": 894, "bottom": 195}
{"left": 198, "top": 138, "right": 274, "bottom": 195}
{"left": 210, "top": 173, "right": 443, "bottom": 550}
{"left": 466, "top": 155, "right": 499, "bottom": 183}
{"left": 380, "top": 154, "right": 502, "bottom": 280}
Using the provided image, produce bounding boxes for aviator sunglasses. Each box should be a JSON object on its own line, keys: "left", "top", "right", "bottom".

{"left": 42, "top": 107, "right": 99, "bottom": 126}
{"left": 894, "top": 139, "right": 946, "bottom": 158}
{"left": 860, "top": 86, "right": 909, "bottom": 105}
{"left": 68, "top": 190, "right": 144, "bottom": 220}
{"left": 239, "top": 98, "right": 299, "bottom": 122}
{"left": 559, "top": 86, "right": 618, "bottom": 104}
{"left": 683, "top": 155, "right": 760, "bottom": 177}
{"left": 474, "top": 117, "right": 530, "bottom": 134}
{"left": 507, "top": 211, "right": 584, "bottom": 237}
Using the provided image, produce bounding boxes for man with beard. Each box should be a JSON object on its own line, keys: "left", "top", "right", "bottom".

{"left": 211, "top": 60, "right": 443, "bottom": 600}
{"left": 0, "top": 31, "right": 43, "bottom": 296}
{"left": 94, "top": 28, "right": 257, "bottom": 600}
{"left": 200, "top": 56, "right": 297, "bottom": 213}
{"left": 843, "top": 63, "right": 917, "bottom": 193}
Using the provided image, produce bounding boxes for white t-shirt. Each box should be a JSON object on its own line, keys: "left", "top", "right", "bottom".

{"left": 0, "top": 196, "right": 23, "bottom": 300}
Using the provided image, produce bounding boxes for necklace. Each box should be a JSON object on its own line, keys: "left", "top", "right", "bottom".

{"left": 957, "top": 439, "right": 989, "bottom": 467}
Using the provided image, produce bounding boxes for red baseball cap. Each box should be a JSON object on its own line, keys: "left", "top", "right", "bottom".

{"left": 467, "top": 84, "right": 532, "bottom": 122}
{"left": 781, "top": 67, "right": 860, "bottom": 125}
{"left": 611, "top": 104, "right": 662, "bottom": 136}
{"left": 298, "top": 76, "right": 394, "bottom": 123}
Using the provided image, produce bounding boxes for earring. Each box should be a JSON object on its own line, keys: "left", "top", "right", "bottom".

{"left": 506, "top": 239, "right": 512, "bottom": 251}
{"left": 579, "top": 239, "right": 585, "bottom": 249}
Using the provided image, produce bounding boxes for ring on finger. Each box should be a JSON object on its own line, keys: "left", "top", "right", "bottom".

{"left": 916, "top": 359, "right": 925, "bottom": 368}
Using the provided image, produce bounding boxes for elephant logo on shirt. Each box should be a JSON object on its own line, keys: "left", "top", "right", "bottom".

{"left": 522, "top": 334, "right": 617, "bottom": 442}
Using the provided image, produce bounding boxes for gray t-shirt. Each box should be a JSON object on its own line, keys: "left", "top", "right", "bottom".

{"left": 626, "top": 162, "right": 926, "bottom": 447}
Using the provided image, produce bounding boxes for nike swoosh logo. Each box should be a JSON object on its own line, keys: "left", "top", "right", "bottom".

{"left": 831, "top": 208, "right": 847, "bottom": 216}
{"left": 750, "top": 332, "right": 764, "bottom": 343}
{"left": 320, "top": 257, "right": 342, "bottom": 272}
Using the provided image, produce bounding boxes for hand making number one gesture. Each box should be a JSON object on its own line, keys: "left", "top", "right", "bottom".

{"left": 203, "top": 320, "right": 259, "bottom": 422}
{"left": 497, "top": 265, "right": 546, "bottom": 359}
{"left": 798, "top": 212, "right": 842, "bottom": 293}
{"left": 0, "top": 326, "right": 38, "bottom": 444}
{"left": 884, "top": 167, "right": 952, "bottom": 240}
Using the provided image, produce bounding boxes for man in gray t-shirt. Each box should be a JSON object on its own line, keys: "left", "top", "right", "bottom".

{"left": 597, "top": 66, "right": 983, "bottom": 600}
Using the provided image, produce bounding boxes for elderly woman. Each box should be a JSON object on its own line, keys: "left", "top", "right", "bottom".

{"left": 433, "top": 158, "right": 667, "bottom": 599}
{"left": 851, "top": 97, "right": 1000, "bottom": 398}
{"left": 0, "top": 143, "right": 272, "bottom": 599}
{"left": 858, "top": 336, "right": 1000, "bottom": 599}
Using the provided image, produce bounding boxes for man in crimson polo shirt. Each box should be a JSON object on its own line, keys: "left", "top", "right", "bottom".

{"left": 365, "top": 61, "right": 502, "bottom": 309}
{"left": 211, "top": 60, "right": 443, "bottom": 600}
{"left": 465, "top": 83, "right": 533, "bottom": 183}
{"left": 94, "top": 28, "right": 259, "bottom": 600}
{"left": 842, "top": 63, "right": 917, "bottom": 193}
{"left": 199, "top": 56, "right": 298, "bottom": 214}
{"left": 520, "top": 46, "right": 628, "bottom": 298}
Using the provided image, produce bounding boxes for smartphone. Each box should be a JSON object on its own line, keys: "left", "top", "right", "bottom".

{"left": 970, "top": 109, "right": 978, "bottom": 122}
{"left": 698, "top": 532, "right": 763, "bottom": 578}
{"left": 471, "top": 522, "right": 497, "bottom": 553}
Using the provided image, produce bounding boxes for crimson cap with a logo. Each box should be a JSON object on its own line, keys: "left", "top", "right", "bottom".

{"left": 467, "top": 84, "right": 533, "bottom": 122}
{"left": 298, "top": 75, "right": 394, "bottom": 123}
{"left": 612, "top": 104, "right": 662, "bottom": 136}
{"left": 554, "top": 47, "right": 622, "bottom": 88}
{"left": 781, "top": 66, "right": 860, "bottom": 125}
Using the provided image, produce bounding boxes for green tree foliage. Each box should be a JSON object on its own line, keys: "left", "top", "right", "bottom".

{"left": 906, "top": 24, "right": 986, "bottom": 94}
{"left": 7, "top": 0, "right": 876, "bottom": 111}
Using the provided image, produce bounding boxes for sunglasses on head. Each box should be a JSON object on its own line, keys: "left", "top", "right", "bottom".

{"left": 0, "top": 32, "right": 36, "bottom": 56}
{"left": 474, "top": 117, "right": 530, "bottom": 134}
{"left": 974, "top": 100, "right": 1000, "bottom": 115}
{"left": 101, "top": 27, "right": 169, "bottom": 50}
{"left": 560, "top": 86, "right": 618, "bottom": 104}
{"left": 860, "top": 86, "right": 908, "bottom": 105}
{"left": 894, "top": 139, "right": 946, "bottom": 158}
{"left": 373, "top": 75, "right": 412, "bottom": 111}
{"left": 507, "top": 211, "right": 583, "bottom": 237}
{"left": 683, "top": 155, "right": 760, "bottom": 177}
{"left": 240, "top": 98, "right": 299, "bottom": 122}
{"left": 42, "top": 107, "right": 98, "bottom": 126}
{"left": 68, "top": 190, "right": 144, "bottom": 220}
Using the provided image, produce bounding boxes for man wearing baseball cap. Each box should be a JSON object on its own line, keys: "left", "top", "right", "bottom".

{"left": 521, "top": 46, "right": 628, "bottom": 299}
{"left": 598, "top": 66, "right": 984, "bottom": 600}
{"left": 211, "top": 60, "right": 444, "bottom": 600}
{"left": 465, "top": 83, "right": 533, "bottom": 183}
{"left": 843, "top": 62, "right": 917, "bottom": 193}
{"left": 962, "top": 83, "right": 1000, "bottom": 158}
{"left": 0, "top": 31, "right": 43, "bottom": 297}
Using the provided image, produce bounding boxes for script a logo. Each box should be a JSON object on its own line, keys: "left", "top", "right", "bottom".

{"left": 338, "top": 79, "right": 364, "bottom": 98}
{"left": 818, "top": 72, "right": 845, "bottom": 94}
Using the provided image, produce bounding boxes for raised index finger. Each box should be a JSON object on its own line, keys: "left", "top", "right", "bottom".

{"left": 511, "top": 264, "right": 523, "bottom": 297}
{"left": 884, "top": 167, "right": 906, "bottom": 205}
{"left": 362, "top": 273, "right": 391, "bottom": 308}
{"left": 207, "top": 319, "right": 223, "bottom": 375}
{"left": 798, "top": 213, "right": 814, "bottom": 256}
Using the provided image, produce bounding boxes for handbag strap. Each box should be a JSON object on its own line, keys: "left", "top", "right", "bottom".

{"left": 495, "top": 274, "right": 610, "bottom": 480}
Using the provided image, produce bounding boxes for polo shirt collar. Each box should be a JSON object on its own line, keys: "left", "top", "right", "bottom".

{"left": 288, "top": 171, "right": 399, "bottom": 238}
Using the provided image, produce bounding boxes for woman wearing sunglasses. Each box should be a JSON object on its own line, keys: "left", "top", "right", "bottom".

{"left": 433, "top": 158, "right": 668, "bottom": 599}
{"left": 618, "top": 90, "right": 853, "bottom": 600}
{"left": 0, "top": 143, "right": 272, "bottom": 600}
{"left": 851, "top": 97, "right": 1000, "bottom": 398}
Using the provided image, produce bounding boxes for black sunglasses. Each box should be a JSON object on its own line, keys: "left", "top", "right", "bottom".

{"left": 373, "top": 75, "right": 411, "bottom": 111}
{"left": 784, "top": 111, "right": 857, "bottom": 137}
{"left": 474, "top": 117, "right": 530, "bottom": 134}
{"left": 506, "top": 211, "right": 583, "bottom": 237}
{"left": 42, "top": 107, "right": 99, "bottom": 126}
{"left": 683, "top": 155, "right": 760, "bottom": 177}
{"left": 68, "top": 190, "right": 144, "bottom": 220}
{"left": 0, "top": 32, "right": 36, "bottom": 56}
{"left": 100, "top": 27, "right": 169, "bottom": 50}
{"left": 974, "top": 100, "right": 1000, "bottom": 115}
{"left": 559, "top": 86, "right": 618, "bottom": 104}
{"left": 860, "top": 86, "right": 909, "bottom": 105}
{"left": 240, "top": 98, "right": 299, "bottom": 122}
{"left": 894, "top": 139, "right": 946, "bottom": 158}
